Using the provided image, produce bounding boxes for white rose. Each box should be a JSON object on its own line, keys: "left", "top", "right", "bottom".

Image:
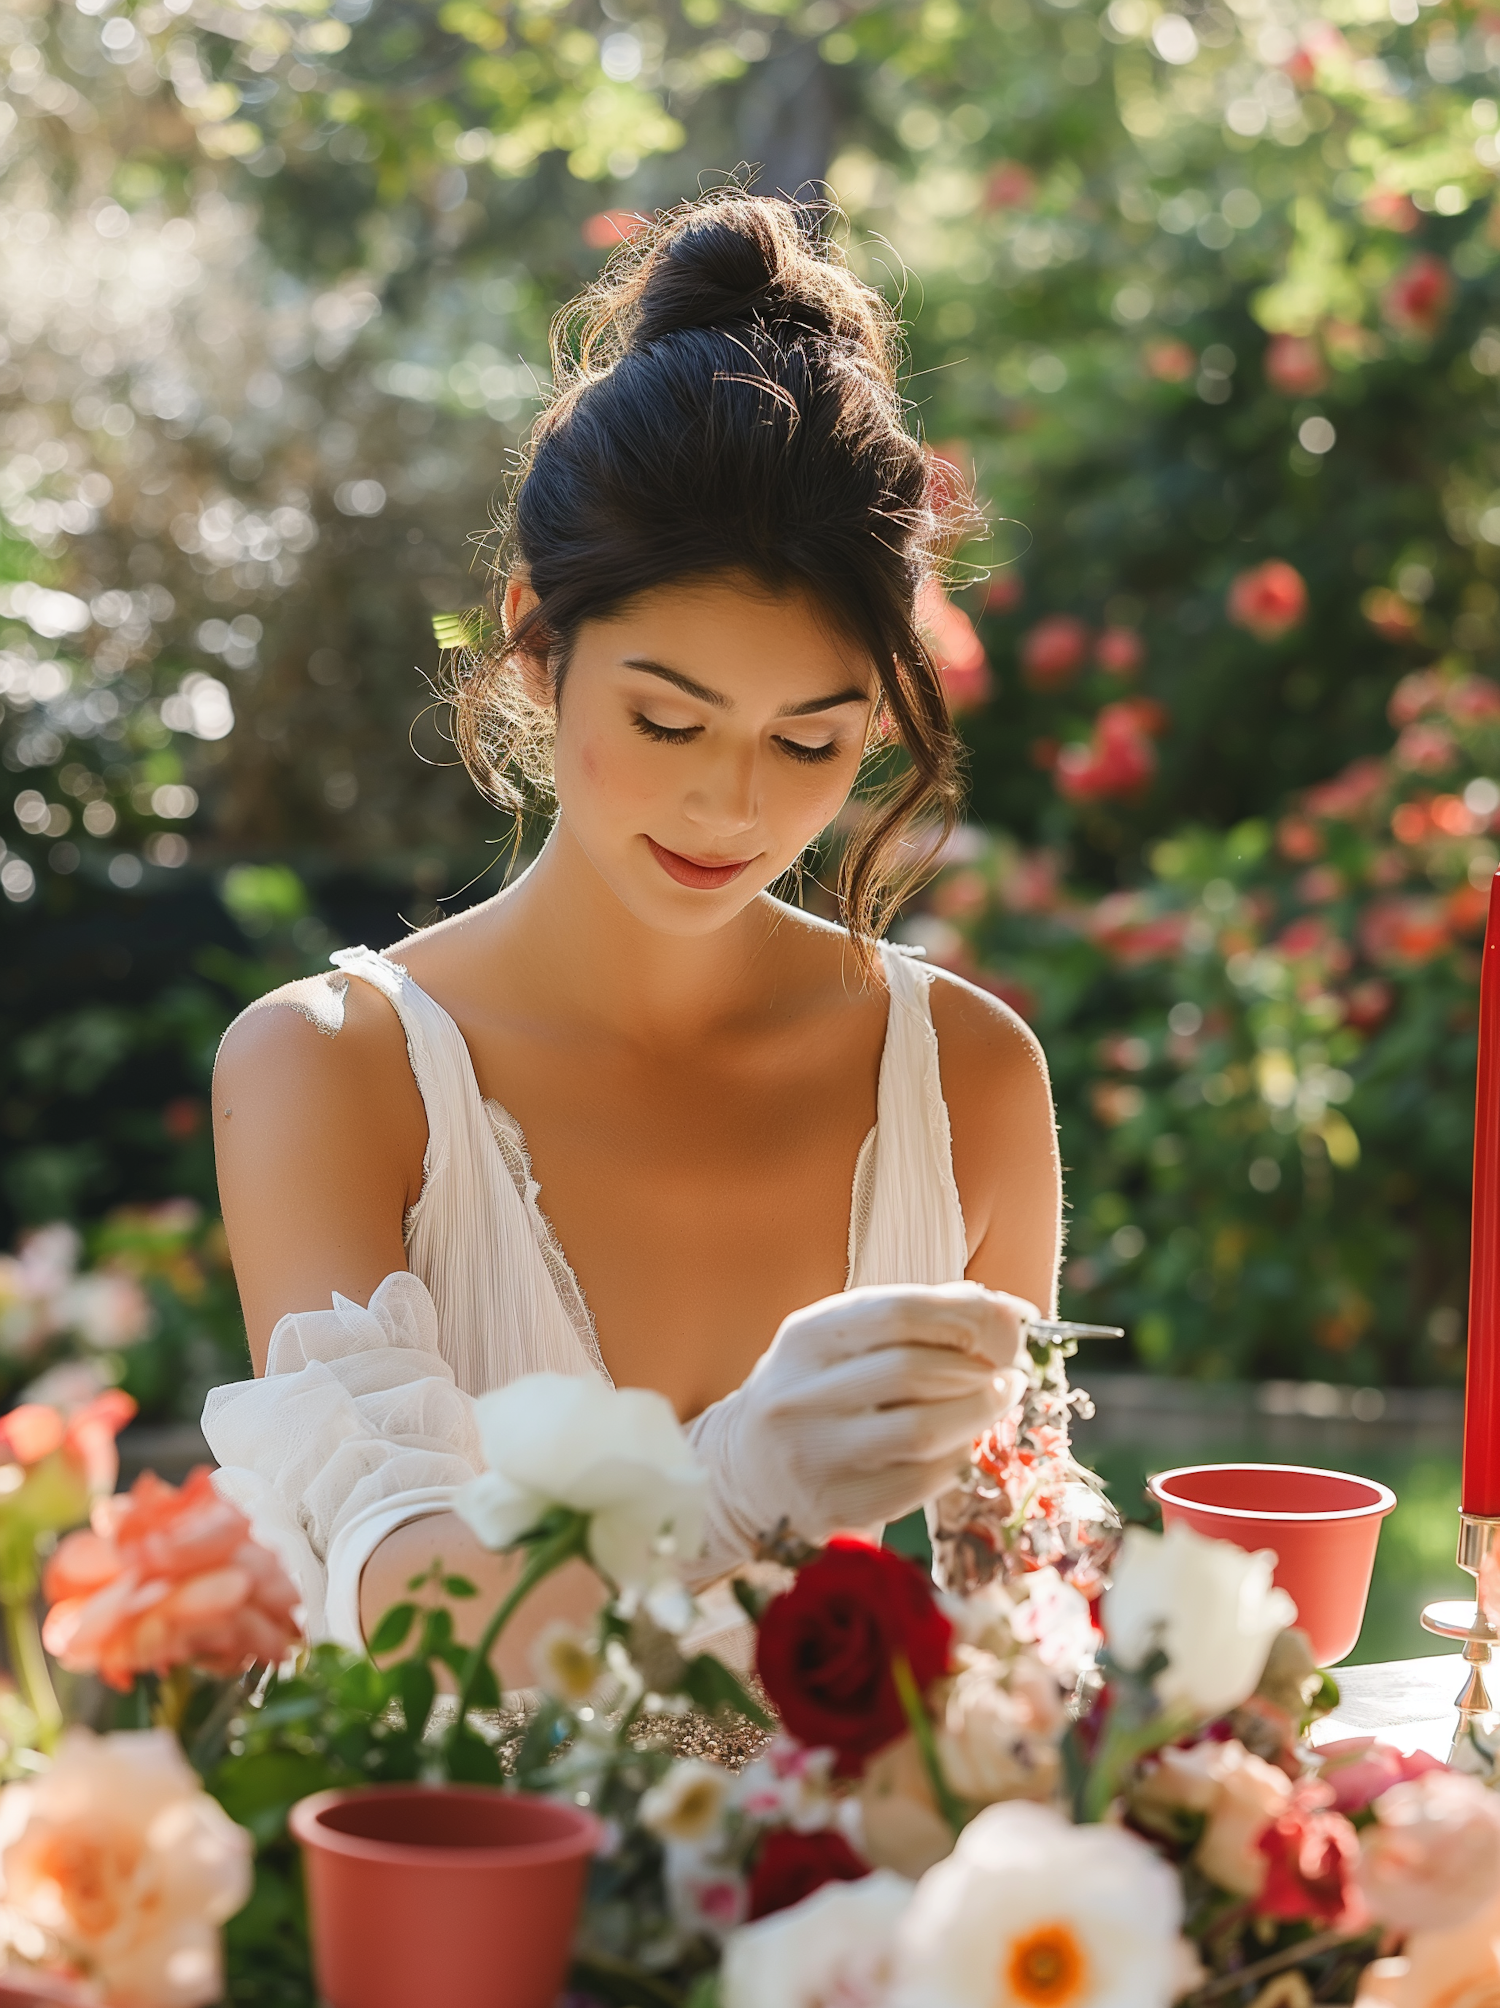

{"left": 1102, "top": 1522, "right": 1297, "bottom": 1721}
{"left": 935, "top": 1649, "right": 1061, "bottom": 1806}
{"left": 889, "top": 1800, "right": 1185, "bottom": 2008}
{"left": 453, "top": 1371, "right": 706, "bottom": 1592}
{"left": 722, "top": 1870, "right": 913, "bottom": 2008}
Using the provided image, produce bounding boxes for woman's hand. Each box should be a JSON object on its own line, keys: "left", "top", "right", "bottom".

{"left": 686, "top": 1280, "right": 1033, "bottom": 1575}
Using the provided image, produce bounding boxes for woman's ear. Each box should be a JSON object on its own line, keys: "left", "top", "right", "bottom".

{"left": 502, "top": 576, "right": 551, "bottom": 709}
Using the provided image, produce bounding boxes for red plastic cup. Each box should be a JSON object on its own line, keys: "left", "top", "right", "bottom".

{"left": 290, "top": 1784, "right": 601, "bottom": 2008}
{"left": 1147, "top": 1462, "right": 1397, "bottom": 1667}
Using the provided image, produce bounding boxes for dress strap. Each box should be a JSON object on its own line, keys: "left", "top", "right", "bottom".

{"left": 849, "top": 944, "right": 968, "bottom": 1288}
{"left": 328, "top": 945, "right": 484, "bottom": 1239}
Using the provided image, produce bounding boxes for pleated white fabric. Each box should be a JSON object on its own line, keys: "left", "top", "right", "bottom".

{"left": 202, "top": 940, "right": 968, "bottom": 1644}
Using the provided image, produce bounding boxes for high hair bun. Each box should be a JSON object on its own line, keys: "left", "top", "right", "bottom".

{"left": 628, "top": 199, "right": 882, "bottom": 358}
{"left": 571, "top": 194, "right": 895, "bottom": 385}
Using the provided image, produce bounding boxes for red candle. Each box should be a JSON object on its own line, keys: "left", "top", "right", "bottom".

{"left": 1463, "top": 868, "right": 1500, "bottom": 1517}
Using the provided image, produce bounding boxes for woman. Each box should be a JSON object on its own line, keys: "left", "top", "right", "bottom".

{"left": 203, "top": 194, "right": 1061, "bottom": 1676}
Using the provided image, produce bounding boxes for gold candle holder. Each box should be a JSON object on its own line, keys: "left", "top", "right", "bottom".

{"left": 1421, "top": 1513, "right": 1500, "bottom": 1758}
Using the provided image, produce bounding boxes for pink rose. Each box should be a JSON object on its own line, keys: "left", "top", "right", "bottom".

{"left": 1358, "top": 1771, "right": 1500, "bottom": 1934}
{"left": 1317, "top": 1737, "right": 1444, "bottom": 1816}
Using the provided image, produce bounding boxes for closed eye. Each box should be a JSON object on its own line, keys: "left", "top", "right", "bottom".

{"left": 632, "top": 714, "right": 703, "bottom": 746}
{"left": 774, "top": 737, "right": 840, "bottom": 765}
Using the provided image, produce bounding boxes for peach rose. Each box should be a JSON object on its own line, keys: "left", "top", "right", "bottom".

{"left": 1356, "top": 1885, "right": 1500, "bottom": 2008}
{"left": 42, "top": 1468, "right": 300, "bottom": 1690}
{"left": 855, "top": 1734, "right": 954, "bottom": 1880}
{"left": 1358, "top": 1770, "right": 1500, "bottom": 1935}
{"left": 1137, "top": 1739, "right": 1293, "bottom": 1897}
{"left": 0, "top": 1728, "right": 251, "bottom": 2008}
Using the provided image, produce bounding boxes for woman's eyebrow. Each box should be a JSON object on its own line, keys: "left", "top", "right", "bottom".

{"left": 775, "top": 687, "right": 871, "bottom": 717}
{"left": 621, "top": 658, "right": 870, "bottom": 718}
{"left": 621, "top": 658, "right": 730, "bottom": 708}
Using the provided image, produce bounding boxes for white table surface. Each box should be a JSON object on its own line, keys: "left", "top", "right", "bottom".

{"left": 1309, "top": 1654, "right": 1466, "bottom": 1760}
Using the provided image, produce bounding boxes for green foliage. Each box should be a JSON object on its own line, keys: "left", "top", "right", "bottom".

{"left": 9, "top": 0, "right": 1500, "bottom": 1384}
{"left": 921, "top": 661, "right": 1500, "bottom": 1382}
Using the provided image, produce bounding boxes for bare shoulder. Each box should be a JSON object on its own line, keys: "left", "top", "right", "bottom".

{"left": 926, "top": 964, "right": 1060, "bottom": 1303}
{"left": 214, "top": 970, "right": 417, "bottom": 1116}
{"left": 926, "top": 963, "right": 1052, "bottom": 1108}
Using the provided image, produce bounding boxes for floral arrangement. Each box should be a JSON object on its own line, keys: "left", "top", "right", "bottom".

{"left": 0, "top": 1337, "right": 1492, "bottom": 2008}
{"left": 0, "top": 1208, "right": 246, "bottom": 1427}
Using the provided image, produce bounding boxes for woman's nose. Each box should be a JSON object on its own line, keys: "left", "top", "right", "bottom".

{"left": 683, "top": 740, "right": 759, "bottom": 837}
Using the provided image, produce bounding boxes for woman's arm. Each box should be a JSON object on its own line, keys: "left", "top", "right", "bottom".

{"left": 929, "top": 972, "right": 1063, "bottom": 1312}
{"left": 359, "top": 1514, "right": 606, "bottom": 1689}
{"left": 213, "top": 975, "right": 426, "bottom": 1369}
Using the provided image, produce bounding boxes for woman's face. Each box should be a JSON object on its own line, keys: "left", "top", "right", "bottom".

{"left": 521, "top": 573, "right": 876, "bottom": 936}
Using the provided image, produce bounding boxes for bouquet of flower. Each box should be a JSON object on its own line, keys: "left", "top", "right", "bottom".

{"left": 0, "top": 1338, "right": 1496, "bottom": 2008}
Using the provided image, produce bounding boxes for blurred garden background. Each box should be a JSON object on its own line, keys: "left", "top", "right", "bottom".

{"left": 3, "top": 0, "right": 1499, "bottom": 1653}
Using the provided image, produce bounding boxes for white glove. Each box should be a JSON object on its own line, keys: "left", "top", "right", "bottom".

{"left": 684, "top": 1281, "right": 1033, "bottom": 1584}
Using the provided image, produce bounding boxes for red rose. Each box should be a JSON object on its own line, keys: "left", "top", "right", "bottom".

{"left": 754, "top": 1538, "right": 953, "bottom": 1775}
{"left": 1094, "top": 628, "right": 1144, "bottom": 678}
{"left": 1228, "top": 560, "right": 1307, "bottom": 642}
{"left": 1363, "top": 188, "right": 1419, "bottom": 234}
{"left": 747, "top": 1828, "right": 871, "bottom": 1920}
{"left": 1020, "top": 615, "right": 1090, "bottom": 689}
{"left": 1054, "top": 699, "right": 1162, "bottom": 804}
{"left": 1144, "top": 340, "right": 1196, "bottom": 384}
{"left": 1265, "top": 334, "right": 1327, "bottom": 398}
{"left": 918, "top": 581, "right": 991, "bottom": 713}
{"left": 1384, "top": 255, "right": 1453, "bottom": 341}
{"left": 1256, "top": 1789, "right": 1367, "bottom": 1929}
{"left": 983, "top": 161, "right": 1035, "bottom": 210}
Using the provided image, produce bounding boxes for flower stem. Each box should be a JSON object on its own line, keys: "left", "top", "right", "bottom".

{"left": 449, "top": 1517, "right": 590, "bottom": 1735}
{"left": 891, "top": 1651, "right": 967, "bottom": 1838}
{"left": 4, "top": 1595, "right": 60, "bottom": 1749}
{"left": 1184, "top": 1929, "right": 1355, "bottom": 2004}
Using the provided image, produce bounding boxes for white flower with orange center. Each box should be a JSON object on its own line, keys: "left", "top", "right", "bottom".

{"left": 889, "top": 1801, "right": 1185, "bottom": 2008}
{"left": 722, "top": 1870, "right": 913, "bottom": 2008}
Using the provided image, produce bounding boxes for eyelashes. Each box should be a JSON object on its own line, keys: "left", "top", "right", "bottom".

{"left": 630, "top": 715, "right": 841, "bottom": 765}
{"left": 774, "top": 736, "right": 840, "bottom": 766}
{"left": 632, "top": 716, "right": 700, "bottom": 746}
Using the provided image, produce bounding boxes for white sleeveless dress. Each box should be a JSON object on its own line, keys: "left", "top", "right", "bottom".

{"left": 202, "top": 941, "right": 969, "bottom": 1644}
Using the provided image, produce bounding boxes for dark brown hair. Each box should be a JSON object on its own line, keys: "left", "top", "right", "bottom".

{"left": 451, "top": 190, "right": 970, "bottom": 961}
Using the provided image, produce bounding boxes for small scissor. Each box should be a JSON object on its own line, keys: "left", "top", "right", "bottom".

{"left": 1022, "top": 1318, "right": 1124, "bottom": 1342}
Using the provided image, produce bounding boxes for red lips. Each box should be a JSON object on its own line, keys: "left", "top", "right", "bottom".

{"left": 645, "top": 837, "right": 755, "bottom": 890}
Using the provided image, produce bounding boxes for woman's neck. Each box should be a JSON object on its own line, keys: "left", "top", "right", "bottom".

{"left": 466, "top": 818, "right": 794, "bottom": 1043}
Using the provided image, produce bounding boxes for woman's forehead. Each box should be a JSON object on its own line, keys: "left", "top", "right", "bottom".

{"left": 578, "top": 574, "right": 876, "bottom": 700}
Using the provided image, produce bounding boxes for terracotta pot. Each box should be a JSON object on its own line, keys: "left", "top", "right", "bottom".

{"left": 1147, "top": 1462, "right": 1397, "bottom": 1667}
{"left": 290, "top": 1784, "right": 601, "bottom": 2008}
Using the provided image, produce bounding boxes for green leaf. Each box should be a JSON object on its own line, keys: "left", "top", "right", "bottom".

{"left": 430, "top": 608, "right": 492, "bottom": 651}
{"left": 513, "top": 1695, "right": 568, "bottom": 1783}
{"left": 210, "top": 1749, "right": 344, "bottom": 1843}
{"left": 444, "top": 1725, "right": 503, "bottom": 1785}
{"left": 444, "top": 1574, "right": 479, "bottom": 1599}
{"left": 420, "top": 1606, "right": 456, "bottom": 1657}
{"left": 368, "top": 1602, "right": 417, "bottom": 1656}
{"left": 397, "top": 1661, "right": 436, "bottom": 1741}
{"left": 679, "top": 1653, "right": 773, "bottom": 1730}
{"left": 568, "top": 1953, "right": 687, "bottom": 2008}
{"left": 730, "top": 1575, "right": 769, "bottom": 1625}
